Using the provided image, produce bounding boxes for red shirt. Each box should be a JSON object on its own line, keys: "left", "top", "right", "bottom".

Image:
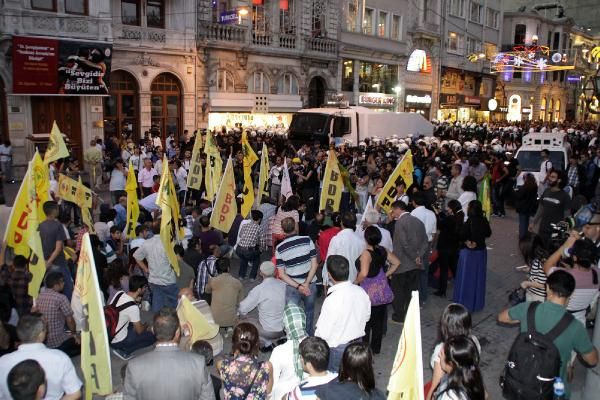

{"left": 317, "top": 227, "right": 342, "bottom": 261}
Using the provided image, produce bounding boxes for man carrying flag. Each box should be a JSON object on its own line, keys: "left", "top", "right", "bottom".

{"left": 203, "top": 132, "right": 222, "bottom": 201}
{"left": 125, "top": 159, "right": 140, "bottom": 239}
{"left": 25, "top": 160, "right": 46, "bottom": 300}
{"left": 319, "top": 150, "right": 343, "bottom": 212}
{"left": 44, "top": 121, "right": 70, "bottom": 164}
{"left": 257, "top": 143, "right": 270, "bottom": 205}
{"left": 280, "top": 158, "right": 293, "bottom": 201}
{"left": 241, "top": 131, "right": 259, "bottom": 217}
{"left": 210, "top": 156, "right": 238, "bottom": 233}
{"left": 376, "top": 150, "right": 414, "bottom": 214}
{"left": 187, "top": 131, "right": 204, "bottom": 201}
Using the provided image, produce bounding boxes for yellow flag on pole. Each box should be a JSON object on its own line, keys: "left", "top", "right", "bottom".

{"left": 156, "top": 156, "right": 181, "bottom": 276}
{"left": 177, "top": 296, "right": 219, "bottom": 344}
{"left": 210, "top": 157, "right": 237, "bottom": 233}
{"left": 125, "top": 160, "right": 140, "bottom": 239}
{"left": 25, "top": 162, "right": 46, "bottom": 299}
{"left": 387, "top": 291, "right": 424, "bottom": 400}
{"left": 31, "top": 151, "right": 49, "bottom": 219}
{"left": 4, "top": 166, "right": 32, "bottom": 256}
{"left": 257, "top": 143, "right": 270, "bottom": 205}
{"left": 241, "top": 131, "right": 259, "bottom": 217}
{"left": 74, "top": 233, "right": 113, "bottom": 399}
{"left": 319, "top": 150, "right": 344, "bottom": 212}
{"left": 203, "top": 133, "right": 222, "bottom": 201}
{"left": 376, "top": 150, "right": 414, "bottom": 214}
{"left": 75, "top": 177, "right": 95, "bottom": 233}
{"left": 187, "top": 132, "right": 204, "bottom": 190}
{"left": 44, "top": 121, "right": 70, "bottom": 164}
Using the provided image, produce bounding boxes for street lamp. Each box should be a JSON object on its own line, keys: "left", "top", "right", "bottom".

{"left": 581, "top": 70, "right": 600, "bottom": 120}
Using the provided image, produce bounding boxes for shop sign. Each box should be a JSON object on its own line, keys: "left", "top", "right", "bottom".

{"left": 566, "top": 75, "right": 581, "bottom": 83}
{"left": 464, "top": 96, "right": 481, "bottom": 105}
{"left": 406, "top": 49, "right": 431, "bottom": 73}
{"left": 219, "top": 10, "right": 239, "bottom": 24}
{"left": 522, "top": 108, "right": 532, "bottom": 113}
{"left": 405, "top": 94, "right": 431, "bottom": 105}
{"left": 358, "top": 95, "right": 395, "bottom": 106}
{"left": 498, "top": 106, "right": 508, "bottom": 113}
{"left": 440, "top": 94, "right": 459, "bottom": 106}
{"left": 12, "top": 36, "right": 112, "bottom": 96}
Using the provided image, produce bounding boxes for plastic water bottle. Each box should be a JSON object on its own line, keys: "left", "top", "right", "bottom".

{"left": 553, "top": 377, "right": 565, "bottom": 399}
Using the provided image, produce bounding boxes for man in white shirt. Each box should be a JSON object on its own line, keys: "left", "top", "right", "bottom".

{"left": 238, "top": 261, "right": 286, "bottom": 349}
{"left": 0, "top": 313, "right": 82, "bottom": 400}
{"left": 110, "top": 275, "right": 156, "bottom": 360}
{"left": 323, "top": 212, "right": 365, "bottom": 286}
{"left": 446, "top": 163, "right": 464, "bottom": 205}
{"left": 269, "top": 156, "right": 284, "bottom": 202}
{"left": 315, "top": 255, "right": 370, "bottom": 372}
{"left": 539, "top": 149, "right": 553, "bottom": 195}
{"left": 356, "top": 209, "right": 393, "bottom": 252}
{"left": 411, "top": 192, "right": 437, "bottom": 304}
{"left": 138, "top": 158, "right": 157, "bottom": 197}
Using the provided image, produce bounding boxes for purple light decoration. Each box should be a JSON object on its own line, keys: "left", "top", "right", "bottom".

{"left": 503, "top": 70, "right": 512, "bottom": 81}
{"left": 524, "top": 70, "right": 532, "bottom": 82}
{"left": 539, "top": 72, "right": 546, "bottom": 84}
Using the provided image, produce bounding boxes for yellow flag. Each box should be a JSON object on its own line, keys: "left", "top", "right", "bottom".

{"left": 31, "top": 151, "right": 49, "bottom": 219}
{"left": 59, "top": 174, "right": 93, "bottom": 208}
{"left": 75, "top": 177, "right": 95, "bottom": 233}
{"left": 479, "top": 174, "right": 492, "bottom": 220}
{"left": 156, "top": 156, "right": 181, "bottom": 276}
{"left": 203, "top": 133, "right": 222, "bottom": 201}
{"left": 44, "top": 121, "right": 70, "bottom": 164}
{"left": 376, "top": 150, "right": 414, "bottom": 213}
{"left": 177, "top": 296, "right": 219, "bottom": 344}
{"left": 125, "top": 160, "right": 139, "bottom": 239}
{"left": 387, "top": 291, "right": 424, "bottom": 400}
{"left": 210, "top": 157, "right": 237, "bottom": 233}
{"left": 25, "top": 162, "right": 46, "bottom": 299}
{"left": 319, "top": 150, "right": 343, "bottom": 212}
{"left": 241, "top": 131, "right": 259, "bottom": 217}
{"left": 74, "top": 233, "right": 113, "bottom": 398}
{"left": 187, "top": 132, "right": 204, "bottom": 190}
{"left": 257, "top": 143, "right": 270, "bottom": 205}
{"left": 4, "top": 167, "right": 32, "bottom": 256}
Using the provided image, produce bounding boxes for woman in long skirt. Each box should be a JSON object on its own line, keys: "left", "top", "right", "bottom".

{"left": 452, "top": 200, "right": 492, "bottom": 312}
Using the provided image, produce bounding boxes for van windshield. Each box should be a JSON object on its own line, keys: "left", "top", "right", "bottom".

{"left": 516, "top": 150, "right": 565, "bottom": 172}
{"left": 289, "top": 113, "right": 330, "bottom": 136}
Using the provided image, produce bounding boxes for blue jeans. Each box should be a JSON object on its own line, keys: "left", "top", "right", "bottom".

{"left": 285, "top": 282, "right": 317, "bottom": 336}
{"left": 111, "top": 324, "right": 156, "bottom": 356}
{"left": 48, "top": 265, "right": 74, "bottom": 301}
{"left": 149, "top": 283, "right": 178, "bottom": 312}
{"left": 236, "top": 247, "right": 260, "bottom": 279}
{"left": 518, "top": 213, "right": 530, "bottom": 240}
{"left": 418, "top": 244, "right": 432, "bottom": 304}
{"left": 328, "top": 342, "right": 349, "bottom": 373}
{"left": 492, "top": 184, "right": 506, "bottom": 216}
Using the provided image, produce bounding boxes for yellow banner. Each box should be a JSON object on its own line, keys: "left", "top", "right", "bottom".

{"left": 387, "top": 291, "right": 424, "bottom": 400}
{"left": 75, "top": 233, "right": 113, "bottom": 398}
{"left": 75, "top": 177, "right": 95, "bottom": 233}
{"left": 241, "top": 131, "right": 258, "bottom": 217}
{"left": 203, "top": 133, "right": 222, "bottom": 201}
{"left": 31, "top": 151, "right": 49, "bottom": 219}
{"left": 177, "top": 296, "right": 219, "bottom": 344}
{"left": 210, "top": 157, "right": 237, "bottom": 233}
{"left": 319, "top": 150, "right": 343, "bottom": 212}
{"left": 257, "top": 143, "right": 270, "bottom": 204}
{"left": 125, "top": 160, "right": 139, "bottom": 239}
{"left": 376, "top": 150, "right": 414, "bottom": 213}
{"left": 4, "top": 167, "right": 31, "bottom": 256}
{"left": 58, "top": 174, "right": 92, "bottom": 208}
{"left": 44, "top": 121, "right": 70, "bottom": 164}
{"left": 156, "top": 155, "right": 182, "bottom": 276}
{"left": 25, "top": 162, "right": 46, "bottom": 299}
{"left": 187, "top": 132, "right": 204, "bottom": 190}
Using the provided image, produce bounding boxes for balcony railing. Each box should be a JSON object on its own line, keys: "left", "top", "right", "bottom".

{"left": 279, "top": 34, "right": 297, "bottom": 49}
{"left": 306, "top": 37, "right": 337, "bottom": 56}
{"left": 252, "top": 33, "right": 272, "bottom": 46}
{"left": 202, "top": 23, "right": 247, "bottom": 43}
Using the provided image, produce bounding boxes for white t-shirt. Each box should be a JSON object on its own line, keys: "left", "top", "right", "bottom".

{"left": 175, "top": 167, "right": 188, "bottom": 191}
{"left": 111, "top": 292, "right": 140, "bottom": 344}
{"left": 287, "top": 372, "right": 338, "bottom": 400}
{"left": 540, "top": 159, "right": 553, "bottom": 182}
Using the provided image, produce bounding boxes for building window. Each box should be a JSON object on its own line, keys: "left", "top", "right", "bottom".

{"left": 147, "top": 0, "right": 164, "bottom": 28}
{"left": 278, "top": 73, "right": 299, "bottom": 95}
{"left": 484, "top": 42, "right": 496, "bottom": 58}
{"left": 378, "top": 11, "right": 388, "bottom": 37}
{"left": 342, "top": 60, "right": 354, "bottom": 91}
{"left": 253, "top": 2, "right": 269, "bottom": 35}
{"left": 65, "top": 0, "right": 87, "bottom": 15}
{"left": 447, "top": 0, "right": 465, "bottom": 17}
{"left": 32, "top": 0, "right": 56, "bottom": 10}
{"left": 552, "top": 32, "right": 560, "bottom": 51}
{"left": 363, "top": 8, "right": 374, "bottom": 35}
{"left": 150, "top": 73, "right": 182, "bottom": 140}
{"left": 346, "top": 1, "right": 358, "bottom": 32}
{"left": 217, "top": 70, "right": 234, "bottom": 92}
{"left": 358, "top": 62, "right": 399, "bottom": 94}
{"left": 470, "top": 2, "right": 482, "bottom": 24}
{"left": 280, "top": 0, "right": 296, "bottom": 34}
{"left": 514, "top": 24, "right": 526, "bottom": 45}
{"left": 391, "top": 15, "right": 402, "bottom": 40}
{"left": 248, "top": 72, "right": 270, "bottom": 94}
{"left": 466, "top": 38, "right": 482, "bottom": 54}
{"left": 486, "top": 8, "right": 498, "bottom": 29}
{"left": 311, "top": 0, "right": 326, "bottom": 37}
{"left": 448, "top": 32, "right": 463, "bottom": 54}
{"left": 104, "top": 70, "right": 139, "bottom": 141}
{"left": 121, "top": 0, "right": 140, "bottom": 25}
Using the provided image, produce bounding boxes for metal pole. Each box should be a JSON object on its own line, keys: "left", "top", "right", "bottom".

{"left": 582, "top": 301, "right": 600, "bottom": 399}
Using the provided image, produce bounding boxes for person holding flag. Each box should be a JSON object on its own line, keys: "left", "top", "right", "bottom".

{"left": 204, "top": 132, "right": 222, "bottom": 202}
{"left": 241, "top": 131, "right": 259, "bottom": 217}
{"left": 210, "top": 156, "right": 238, "bottom": 233}
{"left": 376, "top": 150, "right": 414, "bottom": 215}
{"left": 125, "top": 159, "right": 140, "bottom": 239}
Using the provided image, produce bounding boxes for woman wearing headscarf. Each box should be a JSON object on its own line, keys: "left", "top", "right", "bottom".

{"left": 269, "top": 303, "right": 307, "bottom": 400}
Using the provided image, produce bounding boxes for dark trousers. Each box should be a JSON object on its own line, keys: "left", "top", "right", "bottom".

{"left": 364, "top": 304, "right": 386, "bottom": 354}
{"left": 141, "top": 187, "right": 153, "bottom": 198}
{"left": 518, "top": 213, "right": 530, "bottom": 241}
{"left": 236, "top": 246, "right": 261, "bottom": 279}
{"left": 492, "top": 184, "right": 506, "bottom": 215}
{"left": 390, "top": 270, "right": 420, "bottom": 322}
{"left": 56, "top": 337, "right": 80, "bottom": 358}
{"left": 111, "top": 325, "right": 156, "bottom": 356}
{"left": 437, "top": 248, "right": 458, "bottom": 295}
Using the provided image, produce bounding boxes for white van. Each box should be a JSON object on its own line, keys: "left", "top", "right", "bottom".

{"left": 515, "top": 132, "right": 568, "bottom": 186}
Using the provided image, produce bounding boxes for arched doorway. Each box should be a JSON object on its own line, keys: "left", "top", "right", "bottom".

{"left": 308, "top": 76, "right": 326, "bottom": 108}
{"left": 150, "top": 73, "right": 182, "bottom": 142}
{"left": 0, "top": 78, "right": 7, "bottom": 142}
{"left": 103, "top": 70, "right": 139, "bottom": 141}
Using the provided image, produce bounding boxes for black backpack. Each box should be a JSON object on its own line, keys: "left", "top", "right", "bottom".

{"left": 500, "top": 302, "right": 573, "bottom": 400}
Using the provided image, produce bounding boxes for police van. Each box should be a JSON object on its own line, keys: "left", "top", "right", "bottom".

{"left": 515, "top": 132, "right": 568, "bottom": 186}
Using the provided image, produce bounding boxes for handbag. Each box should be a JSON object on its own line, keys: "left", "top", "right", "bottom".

{"left": 360, "top": 268, "right": 394, "bottom": 306}
{"left": 508, "top": 287, "right": 526, "bottom": 306}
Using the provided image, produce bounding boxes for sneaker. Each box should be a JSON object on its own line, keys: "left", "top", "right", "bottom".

{"left": 112, "top": 348, "right": 133, "bottom": 361}
{"left": 515, "top": 265, "right": 529, "bottom": 272}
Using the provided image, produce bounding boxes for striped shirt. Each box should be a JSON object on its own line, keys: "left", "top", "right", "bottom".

{"left": 275, "top": 235, "right": 317, "bottom": 283}
{"left": 527, "top": 258, "right": 547, "bottom": 298}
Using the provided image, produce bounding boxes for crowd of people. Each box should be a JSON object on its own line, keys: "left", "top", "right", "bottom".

{"left": 0, "top": 118, "right": 599, "bottom": 400}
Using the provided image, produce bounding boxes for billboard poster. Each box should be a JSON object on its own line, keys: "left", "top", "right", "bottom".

{"left": 219, "top": 10, "right": 239, "bottom": 24}
{"left": 12, "top": 36, "right": 112, "bottom": 96}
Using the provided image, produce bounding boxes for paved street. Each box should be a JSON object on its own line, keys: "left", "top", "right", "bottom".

{"left": 2, "top": 182, "right": 591, "bottom": 399}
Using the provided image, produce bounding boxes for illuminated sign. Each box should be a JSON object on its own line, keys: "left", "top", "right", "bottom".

{"left": 491, "top": 44, "right": 575, "bottom": 73}
{"left": 488, "top": 98, "right": 498, "bottom": 111}
{"left": 406, "top": 49, "right": 432, "bottom": 73}
{"left": 464, "top": 96, "right": 481, "bottom": 105}
{"left": 405, "top": 94, "right": 432, "bottom": 104}
{"left": 522, "top": 108, "right": 532, "bottom": 113}
{"left": 359, "top": 95, "right": 395, "bottom": 106}
{"left": 567, "top": 75, "right": 581, "bottom": 83}
{"left": 591, "top": 46, "right": 600, "bottom": 62}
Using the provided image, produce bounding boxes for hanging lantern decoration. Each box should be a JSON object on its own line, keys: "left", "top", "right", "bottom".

{"left": 280, "top": 0, "right": 289, "bottom": 10}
